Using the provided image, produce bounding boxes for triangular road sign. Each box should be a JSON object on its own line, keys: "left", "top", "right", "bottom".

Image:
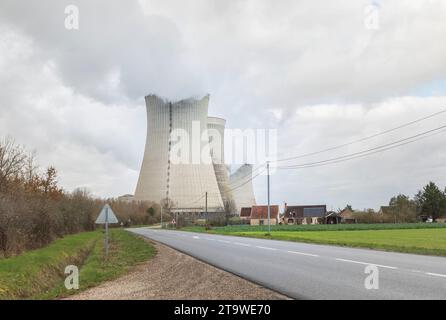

{"left": 95, "top": 204, "right": 119, "bottom": 224}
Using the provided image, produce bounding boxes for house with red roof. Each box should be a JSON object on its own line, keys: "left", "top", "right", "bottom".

{"left": 239, "top": 205, "right": 280, "bottom": 225}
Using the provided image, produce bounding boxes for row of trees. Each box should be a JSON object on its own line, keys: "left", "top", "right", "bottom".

{"left": 0, "top": 137, "right": 157, "bottom": 257}
{"left": 108, "top": 199, "right": 160, "bottom": 226}
{"left": 345, "top": 182, "right": 446, "bottom": 223}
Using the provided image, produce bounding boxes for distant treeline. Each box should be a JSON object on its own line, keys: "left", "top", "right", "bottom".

{"left": 0, "top": 137, "right": 159, "bottom": 257}
{"left": 344, "top": 182, "right": 446, "bottom": 224}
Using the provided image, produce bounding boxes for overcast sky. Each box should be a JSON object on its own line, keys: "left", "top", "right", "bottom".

{"left": 1, "top": 0, "right": 446, "bottom": 210}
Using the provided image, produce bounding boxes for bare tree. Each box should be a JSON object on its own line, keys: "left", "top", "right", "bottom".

{"left": 24, "top": 150, "right": 38, "bottom": 182}
{"left": 224, "top": 198, "right": 237, "bottom": 224}
{"left": 160, "top": 198, "right": 176, "bottom": 226}
{"left": 0, "top": 136, "right": 27, "bottom": 192}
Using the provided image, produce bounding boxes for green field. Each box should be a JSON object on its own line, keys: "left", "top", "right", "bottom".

{"left": 182, "top": 223, "right": 446, "bottom": 256}
{"left": 0, "top": 229, "right": 156, "bottom": 300}
{"left": 183, "top": 222, "right": 446, "bottom": 233}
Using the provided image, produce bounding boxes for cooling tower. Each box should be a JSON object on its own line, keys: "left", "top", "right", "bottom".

{"left": 207, "top": 117, "right": 236, "bottom": 213}
{"left": 229, "top": 164, "right": 257, "bottom": 214}
{"left": 134, "top": 95, "right": 224, "bottom": 212}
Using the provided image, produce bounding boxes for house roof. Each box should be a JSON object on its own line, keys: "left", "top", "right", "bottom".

{"left": 284, "top": 205, "right": 327, "bottom": 218}
{"left": 250, "top": 205, "right": 279, "bottom": 219}
{"left": 240, "top": 207, "right": 252, "bottom": 217}
{"left": 339, "top": 208, "right": 355, "bottom": 219}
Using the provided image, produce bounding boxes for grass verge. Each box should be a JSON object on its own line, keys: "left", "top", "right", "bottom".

{"left": 182, "top": 225, "right": 446, "bottom": 256}
{"left": 0, "top": 229, "right": 156, "bottom": 300}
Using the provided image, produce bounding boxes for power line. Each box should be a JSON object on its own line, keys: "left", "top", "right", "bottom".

{"left": 278, "top": 124, "right": 446, "bottom": 169}
{"left": 205, "top": 166, "right": 268, "bottom": 198}
{"left": 183, "top": 193, "right": 207, "bottom": 206}
{"left": 166, "top": 109, "right": 446, "bottom": 208}
{"left": 226, "top": 167, "right": 267, "bottom": 193}
{"left": 219, "top": 109, "right": 446, "bottom": 176}
{"left": 208, "top": 109, "right": 446, "bottom": 179}
{"left": 170, "top": 164, "right": 266, "bottom": 209}
{"left": 225, "top": 163, "right": 266, "bottom": 188}
{"left": 278, "top": 124, "right": 446, "bottom": 170}
{"left": 273, "top": 108, "right": 446, "bottom": 163}
{"left": 175, "top": 167, "right": 266, "bottom": 211}
{"left": 201, "top": 164, "right": 266, "bottom": 198}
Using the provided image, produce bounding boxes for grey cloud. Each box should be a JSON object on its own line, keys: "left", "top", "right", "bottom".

{"left": 0, "top": 0, "right": 204, "bottom": 103}
{"left": 1, "top": 0, "right": 446, "bottom": 207}
{"left": 2, "top": 0, "right": 446, "bottom": 110}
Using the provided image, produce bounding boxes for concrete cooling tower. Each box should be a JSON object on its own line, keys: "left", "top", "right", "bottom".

{"left": 207, "top": 117, "right": 236, "bottom": 213}
{"left": 229, "top": 164, "right": 257, "bottom": 214}
{"left": 134, "top": 95, "right": 224, "bottom": 212}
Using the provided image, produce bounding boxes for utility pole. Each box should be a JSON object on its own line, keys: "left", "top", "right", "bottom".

{"left": 205, "top": 191, "right": 208, "bottom": 225}
{"left": 267, "top": 161, "right": 271, "bottom": 235}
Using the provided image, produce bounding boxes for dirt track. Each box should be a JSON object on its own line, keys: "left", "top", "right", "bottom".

{"left": 67, "top": 241, "right": 290, "bottom": 300}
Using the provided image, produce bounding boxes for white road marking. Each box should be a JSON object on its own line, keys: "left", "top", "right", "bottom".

{"left": 256, "top": 246, "right": 277, "bottom": 251}
{"left": 234, "top": 242, "right": 251, "bottom": 247}
{"left": 426, "top": 272, "right": 446, "bottom": 278}
{"left": 287, "top": 250, "right": 319, "bottom": 257}
{"left": 218, "top": 240, "right": 231, "bottom": 244}
{"left": 410, "top": 269, "right": 424, "bottom": 274}
{"left": 335, "top": 258, "right": 397, "bottom": 270}
{"left": 193, "top": 236, "right": 200, "bottom": 239}
{"left": 205, "top": 238, "right": 216, "bottom": 241}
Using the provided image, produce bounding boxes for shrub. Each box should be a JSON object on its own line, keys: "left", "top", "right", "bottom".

{"left": 207, "top": 214, "right": 227, "bottom": 227}
{"left": 227, "top": 216, "right": 243, "bottom": 225}
{"left": 0, "top": 137, "right": 160, "bottom": 257}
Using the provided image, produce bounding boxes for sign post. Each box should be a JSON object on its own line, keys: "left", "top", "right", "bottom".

{"left": 267, "top": 161, "right": 271, "bottom": 235}
{"left": 105, "top": 206, "right": 109, "bottom": 256}
{"left": 95, "top": 204, "right": 119, "bottom": 256}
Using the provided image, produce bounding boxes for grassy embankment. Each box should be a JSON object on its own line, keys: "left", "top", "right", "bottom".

{"left": 0, "top": 229, "right": 156, "bottom": 300}
{"left": 182, "top": 223, "right": 446, "bottom": 256}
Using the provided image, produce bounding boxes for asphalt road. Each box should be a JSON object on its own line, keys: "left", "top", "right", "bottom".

{"left": 128, "top": 228, "right": 446, "bottom": 300}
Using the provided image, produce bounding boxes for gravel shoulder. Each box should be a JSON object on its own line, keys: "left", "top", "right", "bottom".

{"left": 67, "top": 241, "right": 290, "bottom": 300}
